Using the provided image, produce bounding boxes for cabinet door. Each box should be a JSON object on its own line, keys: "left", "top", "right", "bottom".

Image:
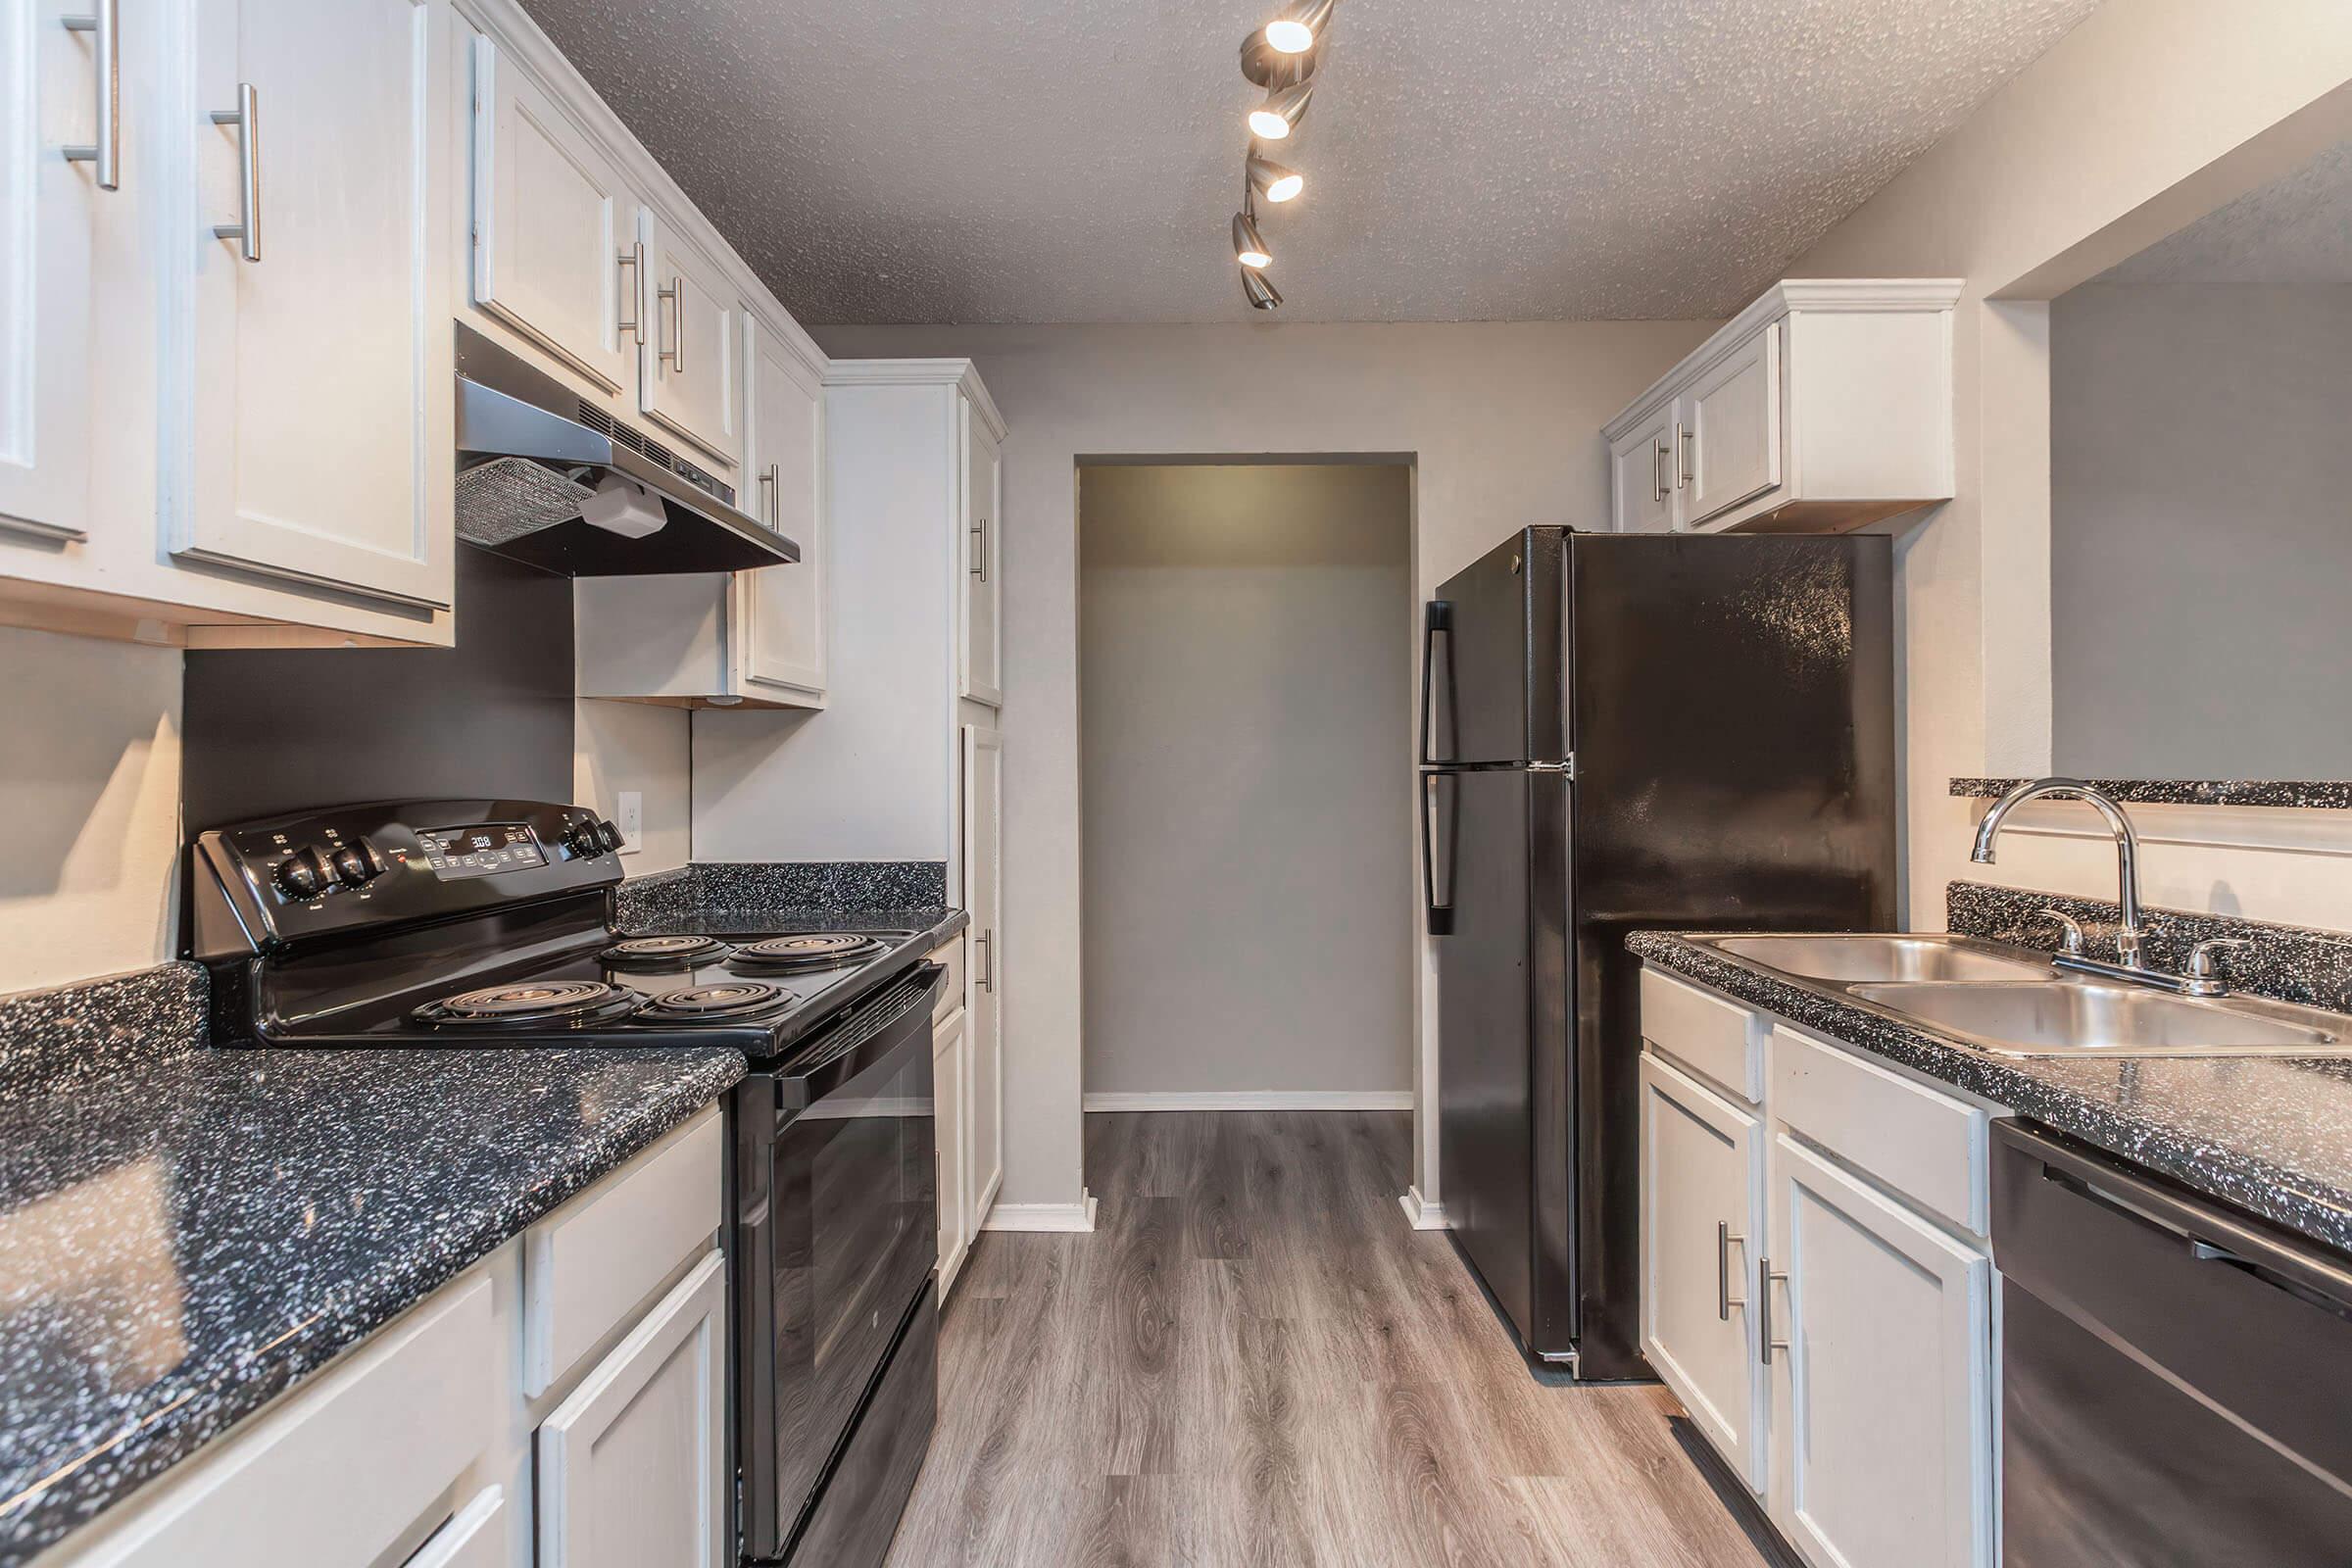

{"left": 958, "top": 403, "right": 1002, "bottom": 706}
{"left": 470, "top": 36, "right": 634, "bottom": 395}
{"left": 1608, "top": 407, "right": 1677, "bottom": 533}
{"left": 934, "top": 1007, "right": 970, "bottom": 1295}
{"left": 175, "top": 0, "right": 453, "bottom": 611}
{"left": 962, "top": 725, "right": 1004, "bottom": 1225}
{"left": 1639, "top": 1054, "right": 1763, "bottom": 1489}
{"left": 635, "top": 206, "right": 738, "bottom": 467}
{"left": 736, "top": 311, "right": 825, "bottom": 698}
{"left": 538, "top": 1249, "right": 727, "bottom": 1568}
{"left": 0, "top": 0, "right": 105, "bottom": 544}
{"left": 403, "top": 1487, "right": 505, "bottom": 1568}
{"left": 1684, "top": 318, "right": 1783, "bottom": 527}
{"left": 1767, "top": 1134, "right": 1993, "bottom": 1568}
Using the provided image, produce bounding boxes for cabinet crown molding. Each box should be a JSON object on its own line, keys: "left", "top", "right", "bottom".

{"left": 824, "top": 359, "right": 1006, "bottom": 442}
{"left": 1604, "top": 277, "right": 1963, "bottom": 440}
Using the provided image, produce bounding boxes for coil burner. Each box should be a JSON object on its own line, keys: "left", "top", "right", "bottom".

{"left": 640, "top": 981, "right": 789, "bottom": 1021}
{"left": 730, "top": 934, "right": 893, "bottom": 973}
{"left": 414, "top": 979, "right": 641, "bottom": 1028}
{"left": 600, "top": 934, "right": 734, "bottom": 969}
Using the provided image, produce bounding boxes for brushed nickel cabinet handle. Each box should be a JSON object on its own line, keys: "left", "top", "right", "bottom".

{"left": 1679, "top": 422, "right": 1695, "bottom": 489}
{"left": 759, "top": 464, "right": 781, "bottom": 527}
{"left": 657, "top": 273, "right": 685, "bottom": 370}
{"left": 616, "top": 241, "right": 646, "bottom": 344}
{"left": 970, "top": 516, "right": 988, "bottom": 582}
{"left": 976, "top": 930, "right": 995, "bottom": 994}
{"left": 61, "top": 0, "right": 121, "bottom": 191}
{"left": 210, "top": 83, "right": 261, "bottom": 262}
{"left": 1758, "top": 1255, "right": 1791, "bottom": 1363}
{"left": 1651, "top": 436, "right": 1669, "bottom": 505}
{"left": 1717, "top": 1222, "right": 1747, "bottom": 1321}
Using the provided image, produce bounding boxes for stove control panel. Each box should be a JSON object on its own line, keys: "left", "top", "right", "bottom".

{"left": 190, "top": 799, "right": 624, "bottom": 958}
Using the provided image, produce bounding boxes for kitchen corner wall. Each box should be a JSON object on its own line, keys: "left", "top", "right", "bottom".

{"left": 813, "top": 318, "right": 1718, "bottom": 1213}
{"left": 1781, "top": 0, "right": 2352, "bottom": 937}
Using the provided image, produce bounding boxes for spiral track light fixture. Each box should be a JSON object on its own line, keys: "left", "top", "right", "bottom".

{"left": 1224, "top": 1, "right": 1339, "bottom": 312}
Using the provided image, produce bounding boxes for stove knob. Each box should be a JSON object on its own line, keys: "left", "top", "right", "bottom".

{"left": 564, "top": 819, "right": 605, "bottom": 858}
{"left": 594, "top": 818, "right": 625, "bottom": 853}
{"left": 275, "top": 847, "right": 330, "bottom": 899}
{"left": 330, "top": 840, "right": 390, "bottom": 889}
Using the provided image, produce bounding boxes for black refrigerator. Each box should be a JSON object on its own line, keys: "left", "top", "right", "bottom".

{"left": 1420, "top": 527, "right": 1895, "bottom": 1379}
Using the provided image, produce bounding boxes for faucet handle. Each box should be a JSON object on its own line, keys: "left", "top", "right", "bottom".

{"left": 2185, "top": 938, "right": 2253, "bottom": 982}
{"left": 2036, "top": 908, "right": 2086, "bottom": 956}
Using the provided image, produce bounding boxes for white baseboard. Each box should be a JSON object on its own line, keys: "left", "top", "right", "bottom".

{"left": 979, "top": 1192, "right": 1098, "bottom": 1234}
{"left": 1082, "top": 1090, "right": 1414, "bottom": 1112}
{"left": 1398, "top": 1187, "right": 1448, "bottom": 1230}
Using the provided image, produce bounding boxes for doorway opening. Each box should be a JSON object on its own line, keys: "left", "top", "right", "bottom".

{"left": 1076, "top": 459, "right": 1419, "bottom": 1130}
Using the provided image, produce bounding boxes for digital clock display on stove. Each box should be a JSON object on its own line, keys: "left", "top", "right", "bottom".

{"left": 417, "top": 823, "right": 546, "bottom": 879}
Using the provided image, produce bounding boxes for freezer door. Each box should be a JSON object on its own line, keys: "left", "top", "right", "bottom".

{"left": 1424, "top": 529, "right": 1566, "bottom": 766}
{"left": 1435, "top": 763, "right": 1579, "bottom": 1356}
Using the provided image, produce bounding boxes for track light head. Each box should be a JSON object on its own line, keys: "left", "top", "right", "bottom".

{"left": 1248, "top": 79, "right": 1315, "bottom": 141}
{"left": 1232, "top": 211, "right": 1272, "bottom": 270}
{"left": 1242, "top": 268, "right": 1284, "bottom": 311}
{"left": 1247, "top": 152, "right": 1303, "bottom": 204}
{"left": 1263, "top": 0, "right": 1336, "bottom": 55}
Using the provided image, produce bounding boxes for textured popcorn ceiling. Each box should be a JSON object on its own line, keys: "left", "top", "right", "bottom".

{"left": 518, "top": 0, "right": 2100, "bottom": 324}
{"left": 2100, "top": 137, "right": 2352, "bottom": 284}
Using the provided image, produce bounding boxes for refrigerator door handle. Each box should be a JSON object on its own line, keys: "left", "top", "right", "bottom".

{"left": 1420, "top": 600, "right": 1455, "bottom": 766}
{"left": 1420, "top": 769, "right": 1457, "bottom": 936}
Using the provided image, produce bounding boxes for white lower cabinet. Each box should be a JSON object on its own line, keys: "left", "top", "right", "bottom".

{"left": 536, "top": 1250, "right": 726, "bottom": 1568}
{"left": 1639, "top": 964, "right": 1999, "bottom": 1568}
{"left": 1638, "top": 1053, "right": 1763, "bottom": 1488}
{"left": 1766, "top": 1136, "right": 1994, "bottom": 1568}
{"left": 935, "top": 1003, "right": 971, "bottom": 1295}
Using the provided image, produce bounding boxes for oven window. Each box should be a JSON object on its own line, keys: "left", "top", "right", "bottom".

{"left": 767, "top": 1024, "right": 936, "bottom": 1533}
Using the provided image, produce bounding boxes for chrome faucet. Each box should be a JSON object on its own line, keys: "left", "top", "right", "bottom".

{"left": 1971, "top": 777, "right": 2150, "bottom": 969}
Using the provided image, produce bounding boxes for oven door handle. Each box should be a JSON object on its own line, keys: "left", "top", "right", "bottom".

{"left": 772, "top": 962, "right": 945, "bottom": 1115}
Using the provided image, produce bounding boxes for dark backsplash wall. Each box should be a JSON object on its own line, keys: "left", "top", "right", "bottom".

{"left": 181, "top": 547, "right": 574, "bottom": 835}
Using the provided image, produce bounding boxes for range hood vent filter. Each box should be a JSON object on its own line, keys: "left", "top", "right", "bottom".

{"left": 455, "top": 457, "right": 596, "bottom": 547}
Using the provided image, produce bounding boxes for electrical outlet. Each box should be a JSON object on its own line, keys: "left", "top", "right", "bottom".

{"left": 616, "top": 791, "right": 643, "bottom": 854}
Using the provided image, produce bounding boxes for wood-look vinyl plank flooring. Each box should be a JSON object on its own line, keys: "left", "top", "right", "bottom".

{"left": 885, "top": 1111, "right": 1773, "bottom": 1568}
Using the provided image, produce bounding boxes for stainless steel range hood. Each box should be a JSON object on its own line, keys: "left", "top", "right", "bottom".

{"left": 454, "top": 323, "right": 800, "bottom": 575}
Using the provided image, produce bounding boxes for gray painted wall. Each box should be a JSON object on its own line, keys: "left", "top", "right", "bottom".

{"left": 2050, "top": 283, "right": 2352, "bottom": 778}
{"left": 1079, "top": 465, "right": 1414, "bottom": 1097}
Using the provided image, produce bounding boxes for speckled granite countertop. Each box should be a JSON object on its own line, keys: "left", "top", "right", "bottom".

{"left": 1630, "top": 931, "right": 2352, "bottom": 1255}
{"left": 0, "top": 1044, "right": 743, "bottom": 1559}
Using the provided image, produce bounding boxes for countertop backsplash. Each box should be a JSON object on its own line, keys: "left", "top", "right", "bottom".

{"left": 0, "top": 964, "right": 207, "bottom": 1104}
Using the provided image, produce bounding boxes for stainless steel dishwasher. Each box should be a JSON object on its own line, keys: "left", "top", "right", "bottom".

{"left": 1993, "top": 1120, "right": 2352, "bottom": 1566}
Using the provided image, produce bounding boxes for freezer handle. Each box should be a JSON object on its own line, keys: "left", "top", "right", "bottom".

{"left": 1420, "top": 600, "right": 1454, "bottom": 766}
{"left": 1420, "top": 770, "right": 1456, "bottom": 936}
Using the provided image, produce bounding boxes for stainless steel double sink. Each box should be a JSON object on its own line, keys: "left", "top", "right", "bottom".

{"left": 1698, "top": 933, "right": 2351, "bottom": 1059}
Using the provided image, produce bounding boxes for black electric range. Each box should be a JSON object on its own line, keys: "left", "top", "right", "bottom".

{"left": 188, "top": 798, "right": 945, "bottom": 1568}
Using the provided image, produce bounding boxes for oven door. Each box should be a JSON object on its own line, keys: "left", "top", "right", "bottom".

{"left": 735, "top": 963, "right": 944, "bottom": 1562}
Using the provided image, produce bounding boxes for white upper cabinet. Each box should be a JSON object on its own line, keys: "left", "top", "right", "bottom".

{"left": 1603, "top": 280, "right": 1960, "bottom": 536}
{"left": 171, "top": 0, "right": 455, "bottom": 611}
{"left": 0, "top": 0, "right": 105, "bottom": 546}
{"left": 737, "top": 308, "right": 826, "bottom": 698}
{"left": 469, "top": 33, "right": 636, "bottom": 395}
{"left": 635, "top": 204, "right": 738, "bottom": 468}
{"left": 958, "top": 401, "right": 1003, "bottom": 707}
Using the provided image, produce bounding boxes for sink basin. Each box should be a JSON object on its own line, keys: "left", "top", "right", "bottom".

{"left": 1710, "top": 934, "right": 2052, "bottom": 986}
{"left": 1847, "top": 981, "right": 2346, "bottom": 1058}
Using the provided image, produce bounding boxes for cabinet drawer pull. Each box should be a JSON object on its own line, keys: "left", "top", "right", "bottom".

{"left": 658, "top": 273, "right": 686, "bottom": 370}
{"left": 210, "top": 82, "right": 261, "bottom": 263}
{"left": 970, "top": 516, "right": 988, "bottom": 582}
{"left": 1758, "top": 1255, "right": 1791, "bottom": 1363}
{"left": 616, "top": 240, "right": 647, "bottom": 344}
{"left": 1716, "top": 1221, "right": 1747, "bottom": 1321}
{"left": 976, "top": 930, "right": 994, "bottom": 994}
{"left": 60, "top": 0, "right": 121, "bottom": 191}
{"left": 1679, "top": 422, "right": 1695, "bottom": 489}
{"left": 1651, "top": 436, "right": 1669, "bottom": 505}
